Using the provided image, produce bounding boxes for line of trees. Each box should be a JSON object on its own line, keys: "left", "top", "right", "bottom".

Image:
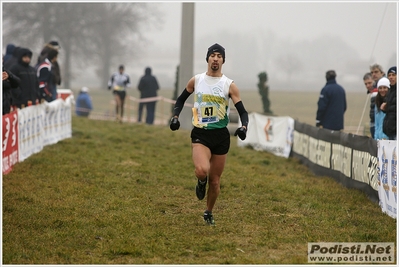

{"left": 2, "top": 2, "right": 161, "bottom": 88}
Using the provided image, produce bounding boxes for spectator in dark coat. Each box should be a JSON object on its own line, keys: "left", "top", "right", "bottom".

{"left": 3, "top": 43, "right": 15, "bottom": 64}
{"left": 316, "top": 70, "right": 347, "bottom": 131}
{"left": 9, "top": 47, "right": 39, "bottom": 108}
{"left": 2, "top": 67, "right": 21, "bottom": 115}
{"left": 3, "top": 46, "right": 20, "bottom": 69}
{"left": 137, "top": 67, "right": 160, "bottom": 124}
{"left": 75, "top": 87, "right": 93, "bottom": 117}
{"left": 382, "top": 66, "right": 397, "bottom": 140}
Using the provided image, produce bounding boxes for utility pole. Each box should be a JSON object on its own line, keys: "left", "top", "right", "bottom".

{"left": 177, "top": 2, "right": 195, "bottom": 130}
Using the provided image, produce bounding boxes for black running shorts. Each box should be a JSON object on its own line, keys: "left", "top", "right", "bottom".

{"left": 191, "top": 127, "right": 230, "bottom": 155}
{"left": 113, "top": 90, "right": 126, "bottom": 101}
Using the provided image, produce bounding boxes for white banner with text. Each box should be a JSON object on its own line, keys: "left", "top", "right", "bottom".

{"left": 18, "top": 97, "right": 72, "bottom": 163}
{"left": 377, "top": 140, "right": 397, "bottom": 219}
{"left": 237, "top": 113, "right": 294, "bottom": 158}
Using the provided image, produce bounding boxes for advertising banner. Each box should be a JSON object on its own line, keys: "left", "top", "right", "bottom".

{"left": 377, "top": 140, "right": 397, "bottom": 219}
{"left": 237, "top": 113, "right": 294, "bottom": 158}
{"left": 292, "top": 120, "right": 379, "bottom": 203}
{"left": 2, "top": 111, "right": 19, "bottom": 174}
{"left": 3, "top": 95, "right": 73, "bottom": 173}
{"left": 42, "top": 98, "right": 72, "bottom": 146}
{"left": 18, "top": 104, "right": 45, "bottom": 162}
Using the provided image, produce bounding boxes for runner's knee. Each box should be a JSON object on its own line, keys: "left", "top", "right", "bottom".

{"left": 195, "top": 166, "right": 208, "bottom": 179}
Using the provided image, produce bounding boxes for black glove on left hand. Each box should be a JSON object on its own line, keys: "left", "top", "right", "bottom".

{"left": 170, "top": 117, "right": 180, "bottom": 131}
{"left": 234, "top": 127, "right": 247, "bottom": 140}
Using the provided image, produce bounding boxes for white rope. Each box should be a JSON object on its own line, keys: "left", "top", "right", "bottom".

{"left": 368, "top": 3, "right": 389, "bottom": 63}
{"left": 356, "top": 3, "right": 389, "bottom": 135}
{"left": 356, "top": 94, "right": 371, "bottom": 135}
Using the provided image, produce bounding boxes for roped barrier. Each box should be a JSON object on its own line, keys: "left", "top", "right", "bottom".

{"left": 98, "top": 96, "right": 239, "bottom": 125}
{"left": 122, "top": 95, "right": 238, "bottom": 124}
{"left": 121, "top": 95, "right": 193, "bottom": 124}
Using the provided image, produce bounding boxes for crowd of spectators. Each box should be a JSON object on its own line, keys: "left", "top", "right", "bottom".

{"left": 2, "top": 41, "right": 61, "bottom": 115}
{"left": 312, "top": 63, "right": 396, "bottom": 141}
{"left": 363, "top": 64, "right": 397, "bottom": 140}
{"left": 2, "top": 42, "right": 396, "bottom": 140}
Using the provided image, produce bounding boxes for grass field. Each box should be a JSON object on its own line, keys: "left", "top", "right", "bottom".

{"left": 69, "top": 87, "right": 371, "bottom": 136}
{"left": 2, "top": 116, "right": 396, "bottom": 264}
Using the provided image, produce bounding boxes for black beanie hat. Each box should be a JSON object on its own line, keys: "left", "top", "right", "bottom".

{"left": 387, "top": 66, "right": 396, "bottom": 74}
{"left": 206, "top": 43, "right": 225, "bottom": 63}
{"left": 49, "top": 41, "right": 61, "bottom": 50}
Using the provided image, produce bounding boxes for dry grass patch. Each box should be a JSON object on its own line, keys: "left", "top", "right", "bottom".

{"left": 2, "top": 117, "right": 395, "bottom": 264}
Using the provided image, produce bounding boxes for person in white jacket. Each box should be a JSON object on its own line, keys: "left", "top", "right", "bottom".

{"left": 108, "top": 65, "right": 131, "bottom": 123}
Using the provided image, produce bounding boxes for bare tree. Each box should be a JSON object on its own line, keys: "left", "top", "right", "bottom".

{"left": 88, "top": 3, "right": 154, "bottom": 88}
{"left": 2, "top": 2, "right": 161, "bottom": 88}
{"left": 2, "top": 3, "right": 46, "bottom": 51}
{"left": 275, "top": 53, "right": 303, "bottom": 83}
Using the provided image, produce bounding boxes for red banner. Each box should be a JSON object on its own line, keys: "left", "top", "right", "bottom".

{"left": 2, "top": 110, "right": 19, "bottom": 175}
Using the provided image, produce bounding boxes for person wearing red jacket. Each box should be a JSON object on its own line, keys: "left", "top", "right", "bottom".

{"left": 36, "top": 49, "right": 58, "bottom": 103}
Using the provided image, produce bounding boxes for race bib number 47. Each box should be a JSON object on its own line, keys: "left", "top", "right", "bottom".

{"left": 200, "top": 105, "right": 218, "bottom": 123}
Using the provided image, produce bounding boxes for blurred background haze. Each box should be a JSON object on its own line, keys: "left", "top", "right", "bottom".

{"left": 2, "top": 1, "right": 397, "bottom": 92}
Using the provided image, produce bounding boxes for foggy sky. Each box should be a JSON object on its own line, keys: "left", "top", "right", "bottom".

{"left": 81, "top": 1, "right": 397, "bottom": 92}
{"left": 118, "top": 1, "right": 398, "bottom": 90}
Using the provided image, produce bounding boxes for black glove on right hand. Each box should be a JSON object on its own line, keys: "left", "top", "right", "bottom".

{"left": 234, "top": 127, "right": 247, "bottom": 140}
{"left": 170, "top": 117, "right": 180, "bottom": 131}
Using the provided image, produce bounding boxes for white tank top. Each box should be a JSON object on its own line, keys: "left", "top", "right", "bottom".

{"left": 192, "top": 72, "right": 233, "bottom": 129}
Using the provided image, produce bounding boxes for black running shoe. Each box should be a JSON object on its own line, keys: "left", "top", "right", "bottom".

{"left": 196, "top": 177, "right": 207, "bottom": 200}
{"left": 203, "top": 210, "right": 215, "bottom": 226}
